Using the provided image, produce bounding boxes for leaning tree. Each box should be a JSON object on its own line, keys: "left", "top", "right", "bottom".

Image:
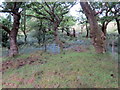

{"left": 80, "top": 2, "right": 106, "bottom": 53}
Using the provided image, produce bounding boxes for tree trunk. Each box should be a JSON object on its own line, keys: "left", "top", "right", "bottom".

{"left": 23, "top": 31, "right": 27, "bottom": 43}
{"left": 115, "top": 18, "right": 120, "bottom": 34}
{"left": 66, "top": 27, "right": 70, "bottom": 36}
{"left": 102, "top": 22, "right": 107, "bottom": 36}
{"left": 53, "top": 23, "right": 59, "bottom": 45}
{"left": 80, "top": 25, "right": 85, "bottom": 34}
{"left": 102, "top": 21, "right": 109, "bottom": 36}
{"left": 23, "top": 3, "right": 27, "bottom": 43}
{"left": 73, "top": 28, "right": 76, "bottom": 37}
{"left": 80, "top": 2, "right": 106, "bottom": 53}
{"left": 53, "top": 23, "right": 63, "bottom": 51}
{"left": 62, "top": 27, "right": 64, "bottom": 33}
{"left": 42, "top": 28, "right": 47, "bottom": 52}
{"left": 48, "top": 27, "right": 51, "bottom": 31}
{"left": 85, "top": 22, "right": 89, "bottom": 38}
{"left": 67, "top": 32, "right": 70, "bottom": 36}
{"left": 21, "top": 15, "right": 27, "bottom": 43}
{"left": 23, "top": 9, "right": 27, "bottom": 43}
{"left": 9, "top": 13, "right": 21, "bottom": 57}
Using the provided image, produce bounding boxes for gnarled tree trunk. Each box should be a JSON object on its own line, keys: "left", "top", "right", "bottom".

{"left": 9, "top": 12, "right": 21, "bottom": 57}
{"left": 0, "top": 2, "right": 22, "bottom": 57}
{"left": 80, "top": 2, "right": 106, "bottom": 53}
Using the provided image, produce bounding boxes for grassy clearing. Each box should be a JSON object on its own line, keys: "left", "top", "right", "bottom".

{"left": 2, "top": 48, "right": 118, "bottom": 88}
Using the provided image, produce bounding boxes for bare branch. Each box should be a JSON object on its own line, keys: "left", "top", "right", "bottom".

{"left": 0, "top": 10, "right": 12, "bottom": 13}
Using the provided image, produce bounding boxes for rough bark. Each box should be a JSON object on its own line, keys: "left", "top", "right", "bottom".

{"left": 53, "top": 23, "right": 63, "bottom": 51}
{"left": 53, "top": 23, "right": 60, "bottom": 45}
{"left": 9, "top": 13, "right": 21, "bottom": 57}
{"left": 80, "top": 2, "right": 106, "bottom": 53}
{"left": 9, "top": 2, "right": 22, "bottom": 57}
{"left": 1, "top": 2, "right": 22, "bottom": 57}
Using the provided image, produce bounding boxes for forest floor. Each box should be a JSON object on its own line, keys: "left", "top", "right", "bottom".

{"left": 1, "top": 45, "right": 118, "bottom": 88}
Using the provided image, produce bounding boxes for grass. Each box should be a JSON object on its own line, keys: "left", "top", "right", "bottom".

{"left": 2, "top": 47, "right": 118, "bottom": 88}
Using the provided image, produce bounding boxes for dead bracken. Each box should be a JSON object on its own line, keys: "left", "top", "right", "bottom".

{"left": 1, "top": 55, "right": 47, "bottom": 73}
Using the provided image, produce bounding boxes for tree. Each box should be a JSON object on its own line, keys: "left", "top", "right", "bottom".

{"left": 80, "top": 2, "right": 106, "bottom": 53}
{"left": 0, "top": 16, "right": 11, "bottom": 48}
{"left": 27, "top": 1, "right": 75, "bottom": 49}
{"left": 110, "top": 2, "right": 120, "bottom": 34}
{"left": 32, "top": 19, "right": 46, "bottom": 46}
{"left": 78, "top": 15, "right": 89, "bottom": 38}
{"left": 59, "top": 15, "right": 76, "bottom": 36}
{"left": 20, "top": 3, "right": 27, "bottom": 43}
{"left": 0, "top": 2, "right": 23, "bottom": 56}
{"left": 91, "top": 2, "right": 120, "bottom": 35}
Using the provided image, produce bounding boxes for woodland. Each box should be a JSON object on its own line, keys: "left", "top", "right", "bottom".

{"left": 0, "top": 0, "right": 119, "bottom": 88}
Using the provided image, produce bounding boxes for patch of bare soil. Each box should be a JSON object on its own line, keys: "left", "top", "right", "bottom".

{"left": 1, "top": 55, "right": 47, "bottom": 73}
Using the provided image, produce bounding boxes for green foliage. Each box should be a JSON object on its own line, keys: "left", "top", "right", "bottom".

{"left": 1, "top": 30, "right": 9, "bottom": 48}
{"left": 60, "top": 15, "right": 76, "bottom": 28}
{"left": 31, "top": 19, "right": 54, "bottom": 45}
{"left": 0, "top": 16, "right": 11, "bottom": 48}
{"left": 26, "top": 2, "right": 75, "bottom": 28}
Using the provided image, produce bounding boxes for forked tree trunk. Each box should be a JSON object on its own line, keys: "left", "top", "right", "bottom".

{"left": 80, "top": 2, "right": 106, "bottom": 53}
{"left": 9, "top": 13, "right": 21, "bottom": 57}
